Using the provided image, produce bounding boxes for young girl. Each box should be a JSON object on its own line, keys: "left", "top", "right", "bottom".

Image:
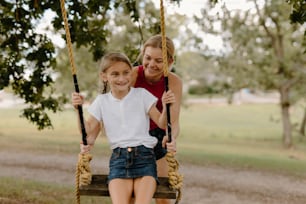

{"left": 72, "top": 52, "right": 175, "bottom": 204}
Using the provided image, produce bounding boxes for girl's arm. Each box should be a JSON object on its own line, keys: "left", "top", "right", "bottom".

{"left": 149, "top": 90, "right": 176, "bottom": 129}
{"left": 149, "top": 90, "right": 177, "bottom": 152}
{"left": 79, "top": 115, "right": 101, "bottom": 154}
{"left": 72, "top": 92, "right": 101, "bottom": 153}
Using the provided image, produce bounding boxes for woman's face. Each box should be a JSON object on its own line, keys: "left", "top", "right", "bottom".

{"left": 142, "top": 46, "right": 165, "bottom": 80}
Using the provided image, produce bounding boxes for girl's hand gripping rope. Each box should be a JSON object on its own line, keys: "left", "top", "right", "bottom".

{"left": 72, "top": 92, "right": 85, "bottom": 109}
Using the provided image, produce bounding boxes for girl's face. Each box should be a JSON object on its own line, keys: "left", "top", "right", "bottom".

{"left": 101, "top": 61, "right": 132, "bottom": 96}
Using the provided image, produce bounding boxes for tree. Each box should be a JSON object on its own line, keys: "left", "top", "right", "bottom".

{"left": 195, "top": 0, "right": 306, "bottom": 147}
{"left": 287, "top": 0, "right": 306, "bottom": 25}
{"left": 54, "top": 1, "right": 188, "bottom": 100}
{"left": 0, "top": 0, "right": 181, "bottom": 130}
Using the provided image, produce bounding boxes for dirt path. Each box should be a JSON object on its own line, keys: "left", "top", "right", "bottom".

{"left": 1, "top": 150, "right": 306, "bottom": 204}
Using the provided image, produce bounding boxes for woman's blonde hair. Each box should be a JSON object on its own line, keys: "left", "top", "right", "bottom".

{"left": 98, "top": 52, "right": 132, "bottom": 93}
{"left": 140, "top": 34, "right": 175, "bottom": 62}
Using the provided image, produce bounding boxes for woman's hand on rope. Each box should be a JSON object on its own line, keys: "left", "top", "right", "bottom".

{"left": 80, "top": 142, "right": 92, "bottom": 154}
{"left": 72, "top": 92, "right": 84, "bottom": 109}
{"left": 161, "top": 90, "right": 176, "bottom": 108}
{"left": 162, "top": 135, "right": 177, "bottom": 153}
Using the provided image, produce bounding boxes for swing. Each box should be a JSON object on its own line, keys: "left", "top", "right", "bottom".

{"left": 59, "top": 0, "right": 183, "bottom": 203}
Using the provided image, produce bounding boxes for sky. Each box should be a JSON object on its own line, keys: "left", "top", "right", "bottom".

{"left": 40, "top": 0, "right": 262, "bottom": 50}
{"left": 151, "top": 0, "right": 264, "bottom": 51}
{"left": 152, "top": 0, "right": 259, "bottom": 16}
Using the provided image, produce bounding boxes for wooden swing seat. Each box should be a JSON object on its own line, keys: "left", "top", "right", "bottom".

{"left": 79, "top": 174, "right": 177, "bottom": 199}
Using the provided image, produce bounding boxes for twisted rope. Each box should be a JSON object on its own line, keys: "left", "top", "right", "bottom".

{"left": 59, "top": 0, "right": 77, "bottom": 75}
{"left": 75, "top": 160, "right": 80, "bottom": 204}
{"left": 77, "top": 153, "right": 93, "bottom": 186}
{"left": 160, "top": 0, "right": 183, "bottom": 203}
{"left": 75, "top": 153, "right": 92, "bottom": 204}
{"left": 166, "top": 152, "right": 183, "bottom": 204}
{"left": 59, "top": 0, "right": 92, "bottom": 203}
{"left": 159, "top": 0, "right": 169, "bottom": 77}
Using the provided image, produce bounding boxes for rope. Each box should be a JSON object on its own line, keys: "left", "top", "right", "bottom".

{"left": 159, "top": 0, "right": 169, "bottom": 77}
{"left": 60, "top": 0, "right": 182, "bottom": 202}
{"left": 59, "top": 0, "right": 92, "bottom": 203}
{"left": 77, "top": 153, "right": 93, "bottom": 186}
{"left": 166, "top": 152, "right": 183, "bottom": 204}
{"left": 75, "top": 153, "right": 92, "bottom": 204}
{"left": 160, "top": 0, "right": 183, "bottom": 203}
{"left": 59, "top": 0, "right": 77, "bottom": 75}
{"left": 75, "top": 160, "right": 80, "bottom": 204}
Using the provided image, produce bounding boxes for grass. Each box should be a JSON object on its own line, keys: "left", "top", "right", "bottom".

{"left": 0, "top": 177, "right": 111, "bottom": 204}
{"left": 178, "top": 103, "right": 306, "bottom": 176}
{"left": 1, "top": 103, "right": 306, "bottom": 202}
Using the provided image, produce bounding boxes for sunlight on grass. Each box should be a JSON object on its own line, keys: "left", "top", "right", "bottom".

{"left": 2, "top": 104, "right": 306, "bottom": 171}
{"left": 1, "top": 103, "right": 306, "bottom": 202}
{"left": 0, "top": 177, "right": 111, "bottom": 204}
{"left": 176, "top": 103, "right": 306, "bottom": 177}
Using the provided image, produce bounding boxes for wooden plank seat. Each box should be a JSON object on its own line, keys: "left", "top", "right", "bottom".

{"left": 79, "top": 174, "right": 177, "bottom": 199}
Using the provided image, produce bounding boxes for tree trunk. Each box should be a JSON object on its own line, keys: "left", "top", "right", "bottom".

{"left": 280, "top": 88, "right": 292, "bottom": 148}
{"left": 299, "top": 108, "right": 306, "bottom": 136}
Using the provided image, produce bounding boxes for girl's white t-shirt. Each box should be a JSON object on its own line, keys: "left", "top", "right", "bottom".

{"left": 88, "top": 87, "right": 158, "bottom": 149}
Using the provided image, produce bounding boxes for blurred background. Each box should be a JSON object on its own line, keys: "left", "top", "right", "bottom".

{"left": 0, "top": 0, "right": 306, "bottom": 203}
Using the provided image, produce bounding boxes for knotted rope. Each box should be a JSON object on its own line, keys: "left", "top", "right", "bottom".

{"left": 77, "top": 153, "right": 93, "bottom": 186}
{"left": 166, "top": 152, "right": 183, "bottom": 204}
{"left": 59, "top": 0, "right": 92, "bottom": 203}
{"left": 75, "top": 153, "right": 92, "bottom": 204}
{"left": 160, "top": 0, "right": 183, "bottom": 203}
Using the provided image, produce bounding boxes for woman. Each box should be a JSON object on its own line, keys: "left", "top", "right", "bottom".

{"left": 131, "top": 35, "right": 182, "bottom": 204}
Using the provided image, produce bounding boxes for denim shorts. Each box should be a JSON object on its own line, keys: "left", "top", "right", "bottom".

{"left": 108, "top": 145, "right": 158, "bottom": 184}
{"left": 149, "top": 128, "right": 167, "bottom": 160}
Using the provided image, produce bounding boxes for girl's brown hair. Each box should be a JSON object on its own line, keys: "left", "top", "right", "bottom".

{"left": 98, "top": 52, "right": 132, "bottom": 93}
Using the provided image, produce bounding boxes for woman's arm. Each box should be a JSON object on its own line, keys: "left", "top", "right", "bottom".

{"left": 168, "top": 73, "right": 182, "bottom": 139}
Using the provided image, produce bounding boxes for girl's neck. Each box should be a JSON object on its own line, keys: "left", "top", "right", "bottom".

{"left": 110, "top": 87, "right": 131, "bottom": 100}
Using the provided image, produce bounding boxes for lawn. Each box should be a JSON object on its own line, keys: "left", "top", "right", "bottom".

{"left": 1, "top": 102, "right": 306, "bottom": 203}
{"left": 178, "top": 103, "right": 306, "bottom": 176}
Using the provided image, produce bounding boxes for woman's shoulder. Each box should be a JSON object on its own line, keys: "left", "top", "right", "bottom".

{"left": 131, "top": 66, "right": 139, "bottom": 86}
{"left": 168, "top": 72, "right": 182, "bottom": 86}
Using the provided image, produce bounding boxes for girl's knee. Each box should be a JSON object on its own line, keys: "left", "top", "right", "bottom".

{"left": 155, "top": 198, "right": 171, "bottom": 204}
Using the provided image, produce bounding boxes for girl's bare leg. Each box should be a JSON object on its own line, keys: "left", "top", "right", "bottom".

{"left": 109, "top": 178, "right": 133, "bottom": 204}
{"left": 133, "top": 176, "right": 157, "bottom": 204}
{"left": 155, "top": 157, "right": 171, "bottom": 204}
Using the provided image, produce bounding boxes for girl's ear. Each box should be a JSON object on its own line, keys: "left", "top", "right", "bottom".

{"left": 100, "top": 72, "right": 107, "bottom": 82}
